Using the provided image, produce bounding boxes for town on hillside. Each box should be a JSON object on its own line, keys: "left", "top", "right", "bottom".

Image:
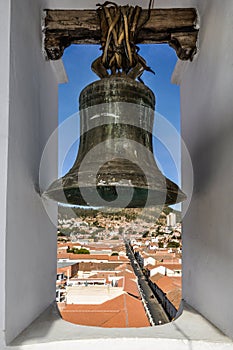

{"left": 56, "top": 206, "right": 182, "bottom": 327}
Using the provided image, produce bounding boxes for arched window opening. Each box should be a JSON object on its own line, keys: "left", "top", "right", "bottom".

{"left": 55, "top": 43, "right": 183, "bottom": 328}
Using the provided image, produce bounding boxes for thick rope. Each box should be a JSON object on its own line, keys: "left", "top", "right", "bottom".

{"left": 92, "top": 1, "right": 155, "bottom": 80}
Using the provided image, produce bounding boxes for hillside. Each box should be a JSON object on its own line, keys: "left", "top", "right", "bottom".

{"left": 58, "top": 204, "right": 182, "bottom": 225}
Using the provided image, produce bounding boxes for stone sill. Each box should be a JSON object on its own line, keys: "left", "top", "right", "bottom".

{"left": 6, "top": 301, "right": 233, "bottom": 349}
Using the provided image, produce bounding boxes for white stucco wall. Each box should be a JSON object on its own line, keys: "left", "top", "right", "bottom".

{"left": 0, "top": 1, "right": 11, "bottom": 348}
{"left": 4, "top": 0, "right": 58, "bottom": 344}
{"left": 1, "top": 0, "right": 233, "bottom": 348}
{"left": 181, "top": 0, "right": 233, "bottom": 339}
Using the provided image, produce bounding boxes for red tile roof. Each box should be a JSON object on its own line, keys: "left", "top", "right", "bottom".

{"left": 123, "top": 277, "right": 140, "bottom": 299}
{"left": 57, "top": 252, "right": 71, "bottom": 259}
{"left": 156, "top": 263, "right": 182, "bottom": 271}
{"left": 108, "top": 255, "right": 129, "bottom": 262}
{"left": 156, "top": 276, "right": 181, "bottom": 293}
{"left": 150, "top": 273, "right": 164, "bottom": 283}
{"left": 152, "top": 275, "right": 182, "bottom": 310}
{"left": 115, "top": 263, "right": 133, "bottom": 272}
{"left": 57, "top": 267, "right": 70, "bottom": 274}
{"left": 59, "top": 293, "right": 150, "bottom": 328}
{"left": 69, "top": 254, "right": 110, "bottom": 260}
{"left": 78, "top": 262, "right": 127, "bottom": 271}
{"left": 145, "top": 264, "right": 156, "bottom": 270}
{"left": 167, "top": 289, "right": 182, "bottom": 310}
{"left": 58, "top": 253, "right": 129, "bottom": 263}
{"left": 119, "top": 270, "right": 136, "bottom": 279}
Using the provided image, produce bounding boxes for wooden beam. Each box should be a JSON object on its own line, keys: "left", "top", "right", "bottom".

{"left": 44, "top": 8, "right": 198, "bottom": 61}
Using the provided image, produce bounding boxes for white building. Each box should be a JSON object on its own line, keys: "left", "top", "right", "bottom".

{"left": 166, "top": 213, "right": 176, "bottom": 227}
{"left": 149, "top": 265, "right": 182, "bottom": 277}
{"left": 143, "top": 256, "right": 156, "bottom": 267}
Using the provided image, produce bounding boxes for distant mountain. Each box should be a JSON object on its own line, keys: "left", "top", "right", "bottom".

{"left": 58, "top": 205, "right": 181, "bottom": 224}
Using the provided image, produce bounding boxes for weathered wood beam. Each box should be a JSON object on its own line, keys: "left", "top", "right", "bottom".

{"left": 44, "top": 8, "right": 199, "bottom": 61}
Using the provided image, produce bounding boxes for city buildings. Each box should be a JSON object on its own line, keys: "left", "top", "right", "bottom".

{"left": 55, "top": 210, "right": 182, "bottom": 327}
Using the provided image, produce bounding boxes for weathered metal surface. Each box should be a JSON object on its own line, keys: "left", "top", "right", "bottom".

{"left": 43, "top": 8, "right": 199, "bottom": 61}
{"left": 44, "top": 77, "right": 186, "bottom": 208}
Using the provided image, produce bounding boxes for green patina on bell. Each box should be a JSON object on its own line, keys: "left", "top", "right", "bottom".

{"left": 43, "top": 76, "right": 186, "bottom": 208}
{"left": 43, "top": 2, "right": 186, "bottom": 208}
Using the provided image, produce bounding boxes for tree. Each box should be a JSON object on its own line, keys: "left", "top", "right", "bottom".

{"left": 67, "top": 245, "right": 72, "bottom": 253}
{"left": 142, "top": 231, "right": 149, "bottom": 238}
{"left": 158, "top": 242, "right": 164, "bottom": 248}
{"left": 67, "top": 247, "right": 90, "bottom": 254}
{"left": 167, "top": 241, "right": 180, "bottom": 248}
{"left": 57, "top": 237, "right": 67, "bottom": 242}
{"left": 75, "top": 248, "right": 90, "bottom": 254}
{"left": 57, "top": 231, "right": 66, "bottom": 237}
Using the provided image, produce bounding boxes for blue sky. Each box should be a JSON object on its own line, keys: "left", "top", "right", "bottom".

{"left": 58, "top": 44, "right": 181, "bottom": 188}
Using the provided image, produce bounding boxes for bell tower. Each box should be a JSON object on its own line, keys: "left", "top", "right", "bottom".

{"left": 2, "top": 0, "right": 233, "bottom": 349}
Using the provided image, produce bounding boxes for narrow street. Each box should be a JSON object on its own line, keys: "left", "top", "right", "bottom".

{"left": 125, "top": 239, "right": 170, "bottom": 325}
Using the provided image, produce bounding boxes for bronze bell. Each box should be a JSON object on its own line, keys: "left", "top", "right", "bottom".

{"left": 43, "top": 76, "right": 186, "bottom": 208}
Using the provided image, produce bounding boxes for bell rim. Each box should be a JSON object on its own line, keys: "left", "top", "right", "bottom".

{"left": 43, "top": 181, "right": 186, "bottom": 208}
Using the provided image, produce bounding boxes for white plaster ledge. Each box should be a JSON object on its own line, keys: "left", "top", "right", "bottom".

{"left": 50, "top": 59, "right": 68, "bottom": 84}
{"left": 6, "top": 302, "right": 233, "bottom": 350}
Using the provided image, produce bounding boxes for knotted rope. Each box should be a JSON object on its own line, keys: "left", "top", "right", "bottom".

{"left": 92, "top": 1, "right": 155, "bottom": 81}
